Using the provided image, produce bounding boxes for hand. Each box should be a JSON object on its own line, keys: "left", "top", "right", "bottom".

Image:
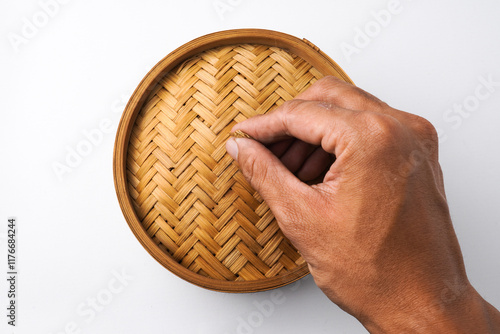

{"left": 225, "top": 76, "right": 500, "bottom": 333}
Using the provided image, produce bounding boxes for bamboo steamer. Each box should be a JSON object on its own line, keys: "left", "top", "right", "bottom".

{"left": 113, "top": 29, "right": 352, "bottom": 292}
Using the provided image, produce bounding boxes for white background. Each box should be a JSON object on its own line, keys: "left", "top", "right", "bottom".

{"left": 1, "top": 0, "right": 499, "bottom": 333}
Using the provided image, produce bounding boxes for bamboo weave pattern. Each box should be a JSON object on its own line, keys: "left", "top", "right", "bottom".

{"left": 126, "top": 44, "right": 323, "bottom": 281}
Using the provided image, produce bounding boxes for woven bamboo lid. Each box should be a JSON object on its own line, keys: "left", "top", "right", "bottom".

{"left": 113, "top": 29, "right": 352, "bottom": 292}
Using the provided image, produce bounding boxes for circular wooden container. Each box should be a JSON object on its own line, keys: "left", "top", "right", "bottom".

{"left": 113, "top": 29, "right": 352, "bottom": 292}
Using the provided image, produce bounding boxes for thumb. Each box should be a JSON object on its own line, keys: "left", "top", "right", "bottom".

{"left": 225, "top": 137, "right": 311, "bottom": 223}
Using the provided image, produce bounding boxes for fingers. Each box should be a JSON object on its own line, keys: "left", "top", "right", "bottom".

{"left": 296, "top": 148, "right": 333, "bottom": 182}
{"left": 280, "top": 140, "right": 317, "bottom": 174}
{"left": 225, "top": 137, "right": 317, "bottom": 224}
{"left": 267, "top": 138, "right": 294, "bottom": 157}
{"left": 232, "top": 99, "right": 352, "bottom": 156}
{"left": 266, "top": 138, "right": 333, "bottom": 182}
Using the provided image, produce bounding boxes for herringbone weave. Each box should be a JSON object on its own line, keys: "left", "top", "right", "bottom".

{"left": 126, "top": 44, "right": 323, "bottom": 281}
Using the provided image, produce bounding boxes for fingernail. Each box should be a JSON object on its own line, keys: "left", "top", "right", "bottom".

{"left": 226, "top": 137, "right": 239, "bottom": 160}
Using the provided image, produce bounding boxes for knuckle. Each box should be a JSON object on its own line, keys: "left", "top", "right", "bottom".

{"left": 279, "top": 99, "right": 304, "bottom": 133}
{"left": 362, "top": 112, "right": 401, "bottom": 142}
{"left": 280, "top": 99, "right": 303, "bottom": 114}
{"left": 358, "top": 112, "right": 440, "bottom": 164}
{"left": 408, "top": 115, "right": 439, "bottom": 158}
{"left": 321, "top": 75, "right": 342, "bottom": 83}
{"left": 355, "top": 90, "right": 389, "bottom": 112}
{"left": 376, "top": 99, "right": 391, "bottom": 111}
{"left": 353, "top": 112, "right": 410, "bottom": 158}
{"left": 316, "top": 75, "right": 343, "bottom": 89}
{"left": 317, "top": 76, "right": 388, "bottom": 112}
{"left": 409, "top": 115, "right": 439, "bottom": 141}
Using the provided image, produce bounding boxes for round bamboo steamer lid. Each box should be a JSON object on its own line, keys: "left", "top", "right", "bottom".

{"left": 113, "top": 29, "right": 352, "bottom": 292}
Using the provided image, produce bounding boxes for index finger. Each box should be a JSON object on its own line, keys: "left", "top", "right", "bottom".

{"left": 232, "top": 100, "right": 354, "bottom": 156}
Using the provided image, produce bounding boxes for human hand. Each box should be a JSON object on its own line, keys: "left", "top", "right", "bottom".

{"left": 225, "top": 76, "right": 500, "bottom": 333}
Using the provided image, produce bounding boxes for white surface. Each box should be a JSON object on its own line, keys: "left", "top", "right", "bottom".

{"left": 1, "top": 0, "right": 499, "bottom": 333}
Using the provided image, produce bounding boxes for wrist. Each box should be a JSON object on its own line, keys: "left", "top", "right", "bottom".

{"left": 362, "top": 284, "right": 500, "bottom": 334}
